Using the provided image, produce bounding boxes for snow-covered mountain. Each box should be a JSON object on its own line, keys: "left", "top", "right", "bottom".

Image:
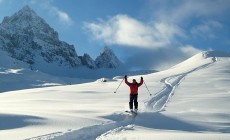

{"left": 0, "top": 6, "right": 81, "bottom": 69}
{"left": 79, "top": 53, "right": 97, "bottom": 69}
{"left": 0, "top": 6, "right": 122, "bottom": 75}
{"left": 95, "top": 46, "right": 122, "bottom": 68}
{"left": 0, "top": 50, "right": 229, "bottom": 140}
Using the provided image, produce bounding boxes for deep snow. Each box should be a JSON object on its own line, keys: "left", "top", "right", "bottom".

{"left": 0, "top": 51, "right": 230, "bottom": 140}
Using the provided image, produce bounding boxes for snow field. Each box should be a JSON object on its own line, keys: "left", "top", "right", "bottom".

{"left": 0, "top": 51, "right": 230, "bottom": 140}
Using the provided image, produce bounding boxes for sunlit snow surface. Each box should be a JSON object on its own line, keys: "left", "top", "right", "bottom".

{"left": 0, "top": 51, "right": 230, "bottom": 140}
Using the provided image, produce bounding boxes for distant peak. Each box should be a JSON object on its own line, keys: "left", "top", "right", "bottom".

{"left": 102, "top": 46, "right": 113, "bottom": 53}
{"left": 18, "top": 5, "right": 36, "bottom": 15}
{"left": 22, "top": 5, "right": 31, "bottom": 11}
{"left": 104, "top": 46, "right": 110, "bottom": 50}
{"left": 1, "top": 5, "right": 37, "bottom": 25}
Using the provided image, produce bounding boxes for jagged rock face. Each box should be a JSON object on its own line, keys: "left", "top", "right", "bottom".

{"left": 1, "top": 5, "right": 59, "bottom": 40}
{"left": 79, "top": 53, "right": 97, "bottom": 69}
{"left": 0, "top": 6, "right": 81, "bottom": 68}
{"left": 95, "top": 47, "right": 122, "bottom": 68}
{"left": 0, "top": 6, "right": 122, "bottom": 72}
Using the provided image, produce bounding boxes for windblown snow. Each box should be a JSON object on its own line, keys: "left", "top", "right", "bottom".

{"left": 0, "top": 51, "right": 230, "bottom": 140}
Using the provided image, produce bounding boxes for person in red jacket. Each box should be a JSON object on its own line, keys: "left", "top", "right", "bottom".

{"left": 125, "top": 75, "right": 143, "bottom": 112}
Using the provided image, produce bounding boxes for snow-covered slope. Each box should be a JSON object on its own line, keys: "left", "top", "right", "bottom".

{"left": 0, "top": 48, "right": 125, "bottom": 93}
{"left": 0, "top": 51, "right": 229, "bottom": 140}
{"left": 0, "top": 49, "right": 93, "bottom": 93}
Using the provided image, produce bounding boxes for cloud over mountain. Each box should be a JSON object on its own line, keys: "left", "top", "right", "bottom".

{"left": 29, "top": 0, "right": 73, "bottom": 26}
{"left": 84, "top": 15, "right": 185, "bottom": 49}
{"left": 83, "top": 0, "right": 230, "bottom": 70}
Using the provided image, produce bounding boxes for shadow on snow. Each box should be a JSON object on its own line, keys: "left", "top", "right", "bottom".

{"left": 135, "top": 112, "right": 230, "bottom": 133}
{"left": 0, "top": 114, "right": 45, "bottom": 130}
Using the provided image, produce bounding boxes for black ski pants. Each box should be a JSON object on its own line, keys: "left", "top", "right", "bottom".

{"left": 129, "top": 94, "right": 138, "bottom": 109}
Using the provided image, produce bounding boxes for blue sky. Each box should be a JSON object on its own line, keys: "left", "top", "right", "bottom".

{"left": 0, "top": 0, "right": 229, "bottom": 70}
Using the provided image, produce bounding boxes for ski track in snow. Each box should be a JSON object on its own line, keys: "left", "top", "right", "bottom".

{"left": 25, "top": 132, "right": 65, "bottom": 140}
{"left": 27, "top": 113, "right": 136, "bottom": 140}
{"left": 146, "top": 56, "right": 217, "bottom": 111}
{"left": 28, "top": 56, "right": 217, "bottom": 140}
{"left": 54, "top": 115, "right": 135, "bottom": 140}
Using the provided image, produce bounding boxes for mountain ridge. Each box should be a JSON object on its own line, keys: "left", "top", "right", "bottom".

{"left": 0, "top": 5, "right": 122, "bottom": 75}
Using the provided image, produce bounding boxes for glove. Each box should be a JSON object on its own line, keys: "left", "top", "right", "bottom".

{"left": 141, "top": 77, "right": 143, "bottom": 80}
{"left": 124, "top": 75, "right": 127, "bottom": 79}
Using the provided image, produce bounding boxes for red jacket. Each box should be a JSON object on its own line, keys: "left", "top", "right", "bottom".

{"left": 125, "top": 77, "right": 143, "bottom": 94}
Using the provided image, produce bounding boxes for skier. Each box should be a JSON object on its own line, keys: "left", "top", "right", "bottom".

{"left": 124, "top": 75, "right": 143, "bottom": 112}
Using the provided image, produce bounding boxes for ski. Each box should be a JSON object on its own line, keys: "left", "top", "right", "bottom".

{"left": 125, "top": 110, "right": 137, "bottom": 116}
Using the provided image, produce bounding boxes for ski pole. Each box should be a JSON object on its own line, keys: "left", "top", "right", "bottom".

{"left": 114, "top": 78, "right": 124, "bottom": 93}
{"left": 143, "top": 80, "right": 152, "bottom": 96}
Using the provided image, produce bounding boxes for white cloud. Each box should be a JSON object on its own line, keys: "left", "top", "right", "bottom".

{"left": 57, "top": 11, "right": 70, "bottom": 23}
{"left": 150, "top": 0, "right": 230, "bottom": 24}
{"left": 191, "top": 20, "right": 223, "bottom": 39}
{"left": 180, "top": 45, "right": 202, "bottom": 55}
{"left": 85, "top": 15, "right": 185, "bottom": 49}
{"left": 53, "top": 7, "right": 73, "bottom": 26}
{"left": 83, "top": 0, "right": 227, "bottom": 70}
{"left": 29, "top": 0, "right": 73, "bottom": 26}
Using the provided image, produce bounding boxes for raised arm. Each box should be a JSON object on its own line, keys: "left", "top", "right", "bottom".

{"left": 124, "top": 75, "right": 130, "bottom": 85}
{"left": 138, "top": 77, "right": 143, "bottom": 87}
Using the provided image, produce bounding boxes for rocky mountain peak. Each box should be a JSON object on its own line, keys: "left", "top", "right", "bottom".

{"left": 2, "top": 5, "right": 37, "bottom": 26}
{"left": 95, "top": 46, "right": 122, "bottom": 68}
{"left": 16, "top": 5, "right": 35, "bottom": 17}
{"left": 0, "top": 6, "right": 122, "bottom": 76}
{"left": 0, "top": 6, "right": 80, "bottom": 71}
{"left": 79, "top": 53, "right": 97, "bottom": 69}
{"left": 1, "top": 5, "right": 58, "bottom": 40}
{"left": 20, "top": 5, "right": 32, "bottom": 11}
